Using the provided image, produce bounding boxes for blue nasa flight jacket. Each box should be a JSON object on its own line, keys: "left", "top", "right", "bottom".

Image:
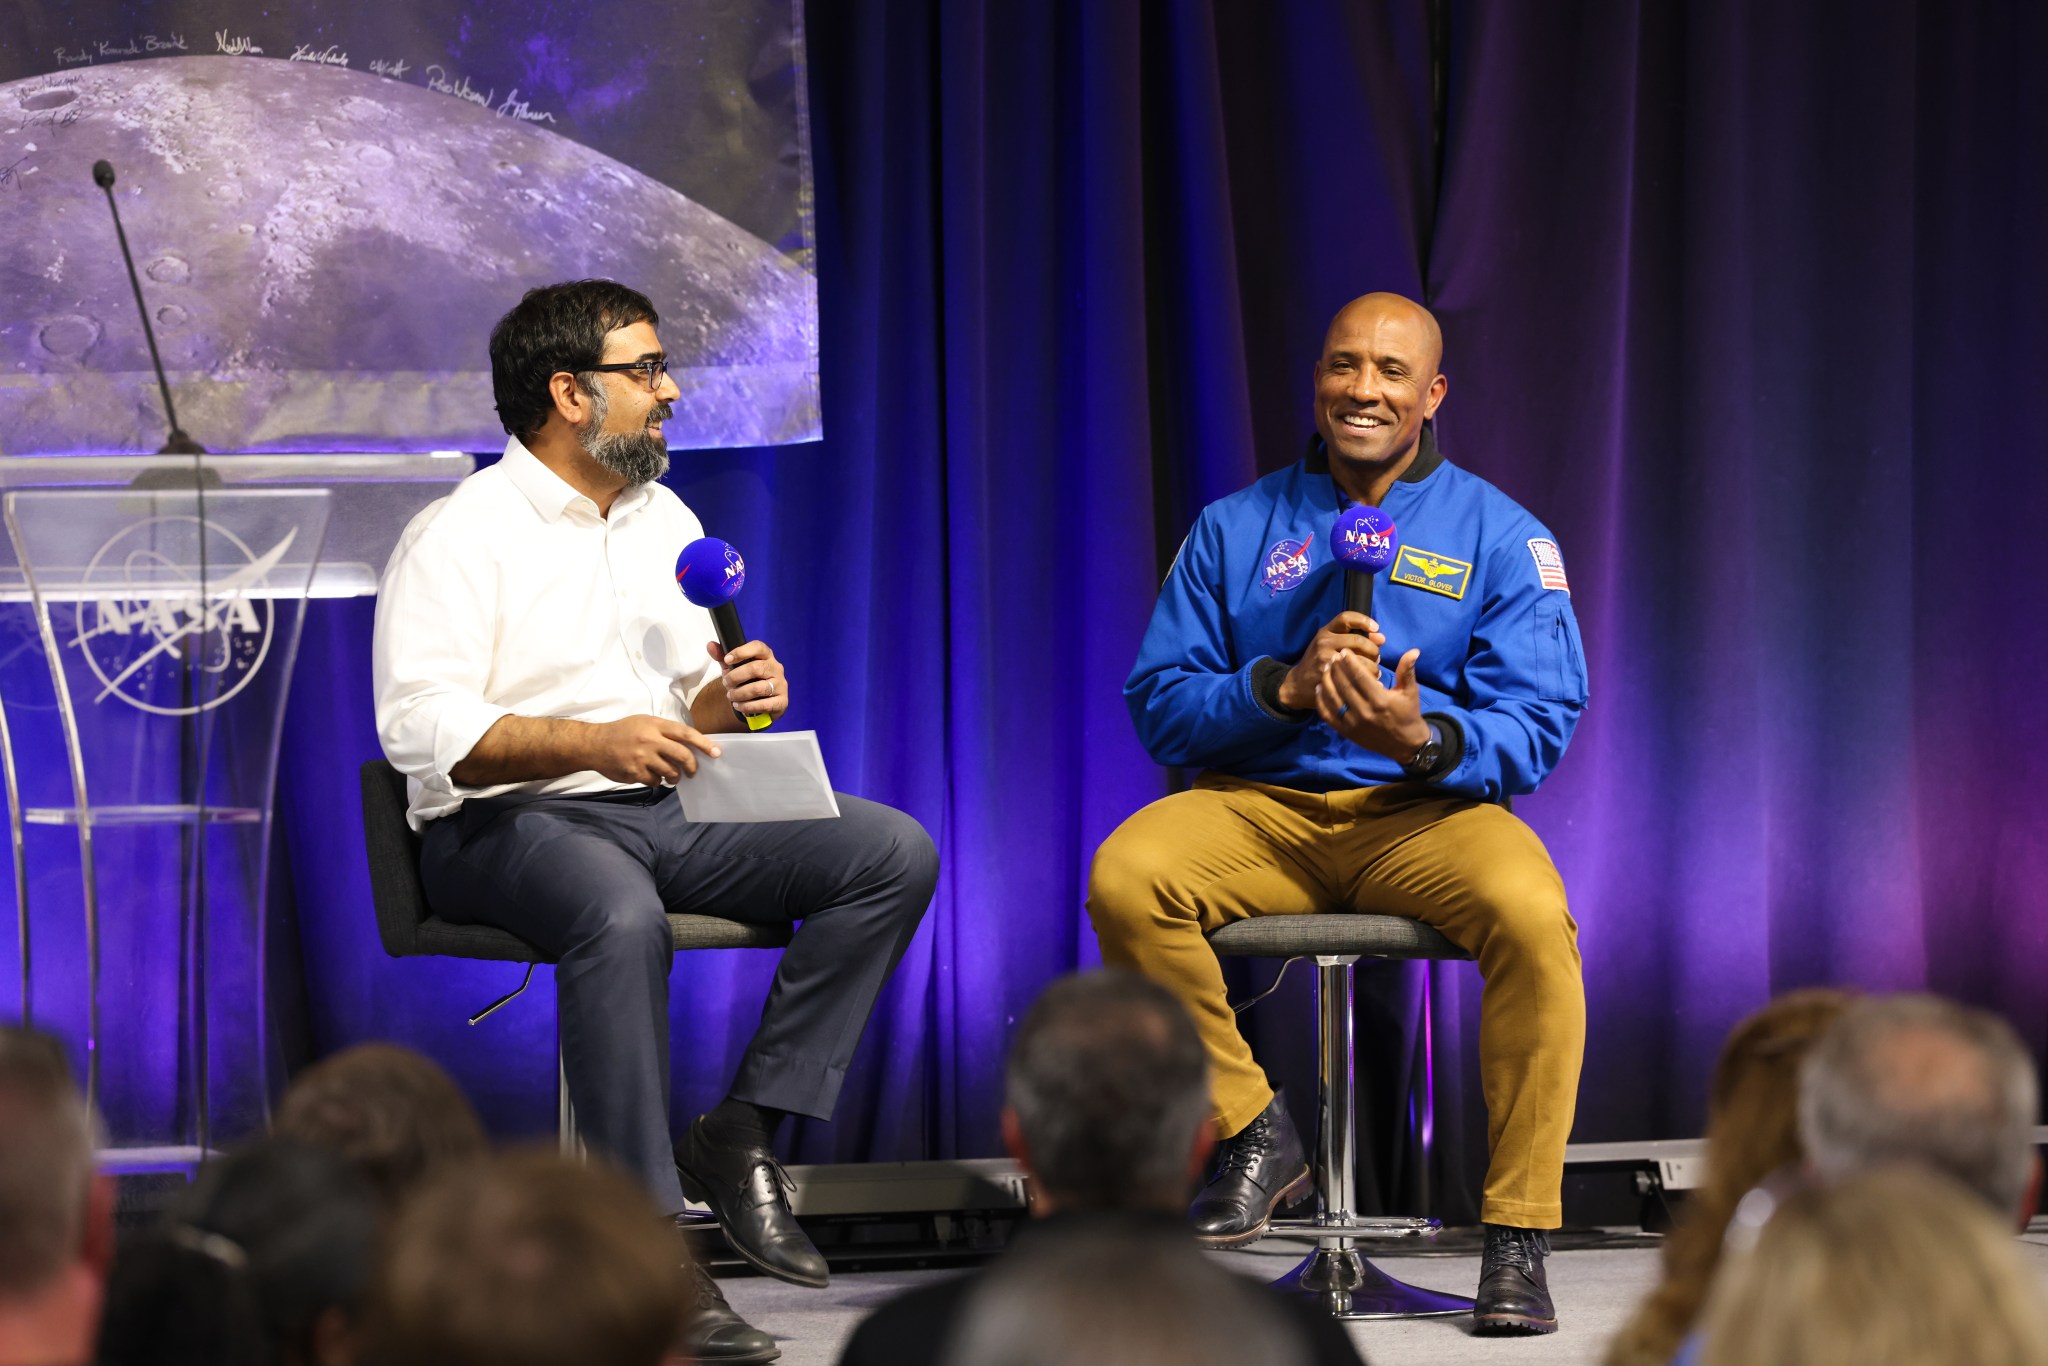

{"left": 1126, "top": 432, "right": 1589, "bottom": 802}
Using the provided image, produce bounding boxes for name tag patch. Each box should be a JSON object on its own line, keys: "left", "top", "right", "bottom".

{"left": 1390, "top": 546, "right": 1472, "bottom": 600}
{"left": 1527, "top": 538, "right": 1570, "bottom": 594}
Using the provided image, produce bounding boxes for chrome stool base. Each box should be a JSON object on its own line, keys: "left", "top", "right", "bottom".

{"left": 1274, "top": 953, "right": 1469, "bottom": 1320}
{"left": 1273, "top": 1243, "right": 1475, "bottom": 1319}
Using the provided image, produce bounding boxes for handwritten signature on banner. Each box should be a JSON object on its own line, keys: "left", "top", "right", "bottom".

{"left": 33, "top": 38, "right": 560, "bottom": 127}
{"left": 423, "top": 65, "right": 557, "bottom": 123}
{"left": 52, "top": 34, "right": 187, "bottom": 64}
{"left": 9, "top": 107, "right": 83, "bottom": 138}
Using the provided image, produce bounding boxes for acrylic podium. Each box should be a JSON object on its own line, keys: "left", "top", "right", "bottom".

{"left": 0, "top": 452, "right": 470, "bottom": 1170}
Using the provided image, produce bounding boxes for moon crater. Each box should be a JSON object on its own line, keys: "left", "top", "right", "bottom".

{"left": 37, "top": 315, "right": 102, "bottom": 358}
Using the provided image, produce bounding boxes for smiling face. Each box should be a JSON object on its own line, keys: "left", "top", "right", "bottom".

{"left": 576, "top": 320, "right": 679, "bottom": 487}
{"left": 1312, "top": 294, "right": 1447, "bottom": 494}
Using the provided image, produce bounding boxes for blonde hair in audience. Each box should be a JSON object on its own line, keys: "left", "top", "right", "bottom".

{"left": 1604, "top": 987, "right": 1853, "bottom": 1366}
{"left": 1699, "top": 1165, "right": 2048, "bottom": 1366}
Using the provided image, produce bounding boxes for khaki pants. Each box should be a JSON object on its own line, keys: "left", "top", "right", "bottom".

{"left": 1086, "top": 773, "right": 1584, "bottom": 1229}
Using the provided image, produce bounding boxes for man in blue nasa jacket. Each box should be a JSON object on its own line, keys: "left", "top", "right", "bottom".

{"left": 1088, "top": 293, "right": 1589, "bottom": 1335}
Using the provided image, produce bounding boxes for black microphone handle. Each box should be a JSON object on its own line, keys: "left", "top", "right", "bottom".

{"left": 1345, "top": 568, "right": 1375, "bottom": 619}
{"left": 708, "top": 602, "right": 772, "bottom": 731}
{"left": 710, "top": 601, "right": 748, "bottom": 655}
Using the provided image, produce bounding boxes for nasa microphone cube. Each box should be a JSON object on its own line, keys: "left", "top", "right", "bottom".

{"left": 675, "top": 536, "right": 772, "bottom": 731}
{"left": 1332, "top": 505, "right": 1400, "bottom": 617}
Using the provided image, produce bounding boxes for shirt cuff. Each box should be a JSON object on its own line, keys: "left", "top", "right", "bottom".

{"left": 430, "top": 699, "right": 514, "bottom": 787}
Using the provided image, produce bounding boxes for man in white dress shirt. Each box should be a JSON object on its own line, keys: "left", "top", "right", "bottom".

{"left": 373, "top": 280, "right": 938, "bottom": 1365}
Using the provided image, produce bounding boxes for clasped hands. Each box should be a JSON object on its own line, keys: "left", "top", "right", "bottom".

{"left": 1276, "top": 611, "right": 1431, "bottom": 761}
{"left": 591, "top": 639, "right": 790, "bottom": 785}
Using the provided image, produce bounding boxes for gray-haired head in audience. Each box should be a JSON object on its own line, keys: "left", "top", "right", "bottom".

{"left": 1799, "top": 992, "right": 2040, "bottom": 1223}
{"left": 1003, "top": 969, "right": 1212, "bottom": 1211}
{"left": 940, "top": 1221, "right": 1311, "bottom": 1366}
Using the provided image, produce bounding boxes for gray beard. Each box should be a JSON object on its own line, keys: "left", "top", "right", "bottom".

{"left": 584, "top": 428, "right": 670, "bottom": 486}
{"left": 577, "top": 384, "right": 671, "bottom": 486}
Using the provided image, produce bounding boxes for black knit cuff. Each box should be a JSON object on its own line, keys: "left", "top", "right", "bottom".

{"left": 1251, "top": 657, "right": 1313, "bottom": 723}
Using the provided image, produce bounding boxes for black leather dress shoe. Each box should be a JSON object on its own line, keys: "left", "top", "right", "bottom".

{"left": 1188, "top": 1092, "right": 1311, "bottom": 1248}
{"left": 681, "top": 1260, "right": 780, "bottom": 1364}
{"left": 675, "top": 1117, "right": 830, "bottom": 1288}
{"left": 1473, "top": 1224, "right": 1557, "bottom": 1335}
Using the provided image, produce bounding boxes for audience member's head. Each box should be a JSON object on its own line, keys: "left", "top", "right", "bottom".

{"left": 1699, "top": 1165, "right": 2048, "bottom": 1366}
{"left": 1800, "top": 992, "right": 2040, "bottom": 1223}
{"left": 94, "top": 1229, "right": 266, "bottom": 1366}
{"left": 1002, "top": 970, "right": 1211, "bottom": 1213}
{"left": 1603, "top": 988, "right": 1853, "bottom": 1366}
{"left": 99, "top": 1138, "right": 381, "bottom": 1366}
{"left": 272, "top": 1043, "right": 488, "bottom": 1207}
{"left": 0, "top": 1027, "right": 109, "bottom": 1366}
{"left": 940, "top": 1220, "right": 1310, "bottom": 1366}
{"left": 365, "top": 1148, "right": 686, "bottom": 1366}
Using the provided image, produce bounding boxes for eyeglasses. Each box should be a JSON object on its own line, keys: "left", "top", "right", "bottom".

{"left": 579, "top": 357, "right": 670, "bottom": 391}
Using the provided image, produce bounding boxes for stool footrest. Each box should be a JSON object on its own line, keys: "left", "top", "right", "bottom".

{"left": 1272, "top": 1246, "right": 1475, "bottom": 1320}
{"left": 1267, "top": 1215, "right": 1441, "bottom": 1240}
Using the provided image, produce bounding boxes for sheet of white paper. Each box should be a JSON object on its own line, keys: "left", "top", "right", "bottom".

{"left": 673, "top": 730, "right": 841, "bottom": 823}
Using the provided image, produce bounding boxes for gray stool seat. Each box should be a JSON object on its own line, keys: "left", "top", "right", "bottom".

{"left": 358, "top": 759, "right": 790, "bottom": 1149}
{"left": 1207, "top": 912, "right": 1474, "bottom": 1321}
{"left": 1208, "top": 914, "right": 1465, "bottom": 962}
{"left": 407, "top": 914, "right": 792, "bottom": 962}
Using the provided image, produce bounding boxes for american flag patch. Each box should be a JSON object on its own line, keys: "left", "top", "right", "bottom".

{"left": 1527, "top": 538, "right": 1570, "bottom": 593}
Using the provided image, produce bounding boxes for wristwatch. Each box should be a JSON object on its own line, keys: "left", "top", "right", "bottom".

{"left": 1400, "top": 722, "right": 1446, "bottom": 779}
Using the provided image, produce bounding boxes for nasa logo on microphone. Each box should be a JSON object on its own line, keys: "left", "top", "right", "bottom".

{"left": 1340, "top": 521, "right": 1395, "bottom": 560}
{"left": 73, "top": 516, "right": 289, "bottom": 715}
{"left": 719, "top": 544, "right": 746, "bottom": 593}
{"left": 1331, "top": 505, "right": 1399, "bottom": 572}
{"left": 1260, "top": 536, "right": 1314, "bottom": 595}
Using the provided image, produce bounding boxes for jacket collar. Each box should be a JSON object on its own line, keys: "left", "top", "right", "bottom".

{"left": 1302, "top": 422, "right": 1445, "bottom": 485}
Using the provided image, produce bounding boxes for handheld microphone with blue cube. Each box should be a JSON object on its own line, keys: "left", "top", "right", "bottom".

{"left": 675, "top": 536, "right": 773, "bottom": 732}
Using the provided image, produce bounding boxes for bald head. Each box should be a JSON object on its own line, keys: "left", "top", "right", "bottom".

{"left": 1312, "top": 292, "right": 1447, "bottom": 499}
{"left": 1323, "top": 293, "right": 1444, "bottom": 375}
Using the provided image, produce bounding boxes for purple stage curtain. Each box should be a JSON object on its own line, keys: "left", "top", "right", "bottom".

{"left": 1427, "top": 1, "right": 2048, "bottom": 1187}
{"left": 265, "top": 0, "right": 2047, "bottom": 1219}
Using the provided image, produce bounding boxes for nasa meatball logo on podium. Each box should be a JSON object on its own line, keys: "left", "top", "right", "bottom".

{"left": 72, "top": 516, "right": 291, "bottom": 715}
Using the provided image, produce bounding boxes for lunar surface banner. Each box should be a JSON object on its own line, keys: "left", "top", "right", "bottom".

{"left": 0, "top": 2, "right": 818, "bottom": 455}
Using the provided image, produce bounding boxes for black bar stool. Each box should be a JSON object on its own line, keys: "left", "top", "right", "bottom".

{"left": 1208, "top": 914, "right": 1475, "bottom": 1319}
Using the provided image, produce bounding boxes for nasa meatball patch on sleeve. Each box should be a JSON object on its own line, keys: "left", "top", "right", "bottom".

{"left": 1527, "top": 538, "right": 1570, "bottom": 594}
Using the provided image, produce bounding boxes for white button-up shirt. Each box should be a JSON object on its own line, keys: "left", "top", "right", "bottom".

{"left": 373, "top": 437, "right": 721, "bottom": 828}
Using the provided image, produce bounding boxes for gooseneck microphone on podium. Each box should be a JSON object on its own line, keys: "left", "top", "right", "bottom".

{"left": 92, "top": 159, "right": 206, "bottom": 456}
{"left": 1332, "top": 505, "right": 1400, "bottom": 616}
{"left": 675, "top": 537, "right": 773, "bottom": 731}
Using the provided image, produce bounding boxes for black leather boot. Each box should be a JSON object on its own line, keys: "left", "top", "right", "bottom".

{"left": 1188, "top": 1092, "right": 1310, "bottom": 1248}
{"left": 1473, "top": 1223, "right": 1557, "bottom": 1335}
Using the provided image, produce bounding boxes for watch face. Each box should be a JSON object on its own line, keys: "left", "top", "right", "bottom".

{"left": 1405, "top": 741, "right": 1443, "bottom": 775}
